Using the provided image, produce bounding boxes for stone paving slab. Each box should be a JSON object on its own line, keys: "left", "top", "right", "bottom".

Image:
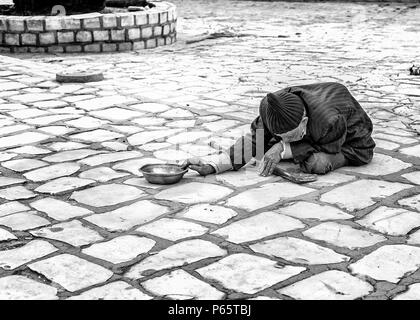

{"left": 0, "top": 0, "right": 419, "bottom": 300}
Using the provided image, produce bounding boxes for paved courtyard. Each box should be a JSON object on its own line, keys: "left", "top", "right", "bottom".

{"left": 0, "top": 0, "right": 420, "bottom": 300}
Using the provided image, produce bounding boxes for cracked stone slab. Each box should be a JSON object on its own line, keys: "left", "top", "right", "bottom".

{"left": 0, "top": 275, "right": 58, "bottom": 300}
{"left": 279, "top": 270, "right": 373, "bottom": 300}
{"left": 128, "top": 129, "right": 182, "bottom": 145}
{"left": 0, "top": 201, "right": 30, "bottom": 217}
{"left": 85, "top": 200, "right": 169, "bottom": 232}
{"left": 251, "top": 237, "right": 349, "bottom": 265}
{"left": 90, "top": 108, "right": 145, "bottom": 121}
{"left": 82, "top": 235, "right": 156, "bottom": 264}
{"left": 42, "top": 149, "right": 103, "bottom": 163}
{"left": 30, "top": 198, "right": 92, "bottom": 221}
{"left": 48, "top": 142, "right": 88, "bottom": 152}
{"left": 79, "top": 167, "right": 129, "bottom": 182}
{"left": 2, "top": 159, "right": 47, "bottom": 172}
{"left": 69, "top": 129, "right": 123, "bottom": 143}
{"left": 398, "top": 194, "right": 420, "bottom": 212}
{"left": 70, "top": 184, "right": 145, "bottom": 207}
{"left": 212, "top": 212, "right": 305, "bottom": 244}
{"left": 374, "top": 139, "right": 399, "bottom": 151}
{"left": 320, "top": 179, "right": 412, "bottom": 211}
{"left": 142, "top": 269, "right": 225, "bottom": 300}
{"left": 0, "top": 186, "right": 36, "bottom": 200}
{"left": 160, "top": 108, "right": 194, "bottom": 118}
{"left": 155, "top": 182, "right": 233, "bottom": 204}
{"left": 34, "top": 176, "right": 95, "bottom": 194}
{"left": 125, "top": 240, "right": 227, "bottom": 279}
{"left": 349, "top": 245, "right": 420, "bottom": 283}
{"left": 0, "top": 228, "right": 17, "bottom": 241}
{"left": 303, "top": 222, "right": 386, "bottom": 249}
{"left": 341, "top": 154, "right": 411, "bottom": 176}
{"left": 0, "top": 132, "right": 50, "bottom": 149}
{"left": 29, "top": 254, "right": 113, "bottom": 292}
{"left": 215, "top": 169, "right": 273, "bottom": 187}
{"left": 176, "top": 204, "right": 238, "bottom": 225}
{"left": 0, "top": 240, "right": 57, "bottom": 270}
{"left": 31, "top": 220, "right": 103, "bottom": 247}
{"left": 0, "top": 211, "right": 50, "bottom": 231}
{"left": 197, "top": 253, "right": 306, "bottom": 295}
{"left": 78, "top": 151, "right": 143, "bottom": 166}
{"left": 24, "top": 163, "right": 81, "bottom": 182}
{"left": 276, "top": 201, "right": 353, "bottom": 221}
{"left": 136, "top": 218, "right": 209, "bottom": 241}
{"left": 393, "top": 283, "right": 420, "bottom": 300}
{"left": 225, "top": 182, "right": 314, "bottom": 211}
{"left": 357, "top": 206, "right": 420, "bottom": 236}
{"left": 67, "top": 281, "right": 152, "bottom": 300}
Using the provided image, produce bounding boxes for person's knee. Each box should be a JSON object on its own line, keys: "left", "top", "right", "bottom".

{"left": 302, "top": 153, "right": 333, "bottom": 174}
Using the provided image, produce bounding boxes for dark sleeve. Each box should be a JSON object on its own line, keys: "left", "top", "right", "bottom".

{"left": 228, "top": 116, "right": 273, "bottom": 171}
{"left": 290, "top": 115, "right": 347, "bottom": 163}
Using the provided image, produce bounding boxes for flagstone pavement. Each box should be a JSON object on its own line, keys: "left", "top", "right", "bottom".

{"left": 0, "top": 0, "right": 420, "bottom": 300}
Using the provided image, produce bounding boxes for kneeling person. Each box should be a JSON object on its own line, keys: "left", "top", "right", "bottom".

{"left": 184, "top": 82, "right": 375, "bottom": 177}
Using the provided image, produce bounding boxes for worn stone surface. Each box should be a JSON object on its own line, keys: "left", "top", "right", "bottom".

{"left": 29, "top": 254, "right": 113, "bottom": 292}
{"left": 30, "top": 198, "right": 92, "bottom": 221}
{"left": 197, "top": 253, "right": 305, "bottom": 294}
{"left": 142, "top": 269, "right": 225, "bottom": 300}
{"left": 176, "top": 204, "right": 238, "bottom": 224}
{"left": 276, "top": 202, "right": 353, "bottom": 221}
{"left": 226, "top": 183, "right": 314, "bottom": 211}
{"left": 303, "top": 222, "right": 386, "bottom": 249}
{"left": 70, "top": 184, "right": 144, "bottom": 207}
{"left": 155, "top": 182, "right": 233, "bottom": 204}
{"left": 212, "top": 212, "right": 305, "bottom": 244}
{"left": 67, "top": 281, "right": 152, "bottom": 300}
{"left": 251, "top": 237, "right": 349, "bottom": 265}
{"left": 0, "top": 275, "right": 58, "bottom": 300}
{"left": 0, "top": 212, "right": 50, "bottom": 231}
{"left": 357, "top": 206, "right": 420, "bottom": 236}
{"left": 320, "top": 180, "right": 412, "bottom": 211}
{"left": 0, "top": 240, "right": 57, "bottom": 270}
{"left": 393, "top": 283, "right": 420, "bottom": 300}
{"left": 0, "top": 0, "right": 420, "bottom": 299}
{"left": 125, "top": 240, "right": 227, "bottom": 279}
{"left": 279, "top": 270, "right": 373, "bottom": 300}
{"left": 31, "top": 220, "right": 103, "bottom": 247}
{"left": 82, "top": 235, "right": 156, "bottom": 264}
{"left": 349, "top": 245, "right": 420, "bottom": 283}
{"left": 136, "top": 218, "right": 208, "bottom": 241}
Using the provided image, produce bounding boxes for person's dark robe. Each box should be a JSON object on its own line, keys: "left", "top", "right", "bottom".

{"left": 228, "top": 82, "right": 375, "bottom": 170}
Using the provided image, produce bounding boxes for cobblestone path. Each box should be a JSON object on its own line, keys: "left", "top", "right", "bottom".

{"left": 0, "top": 0, "right": 420, "bottom": 300}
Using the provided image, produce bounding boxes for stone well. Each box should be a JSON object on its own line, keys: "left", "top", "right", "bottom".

{"left": 0, "top": 1, "right": 177, "bottom": 53}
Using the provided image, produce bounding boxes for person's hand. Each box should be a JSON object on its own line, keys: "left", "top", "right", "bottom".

{"left": 182, "top": 158, "right": 216, "bottom": 176}
{"left": 258, "top": 142, "right": 284, "bottom": 176}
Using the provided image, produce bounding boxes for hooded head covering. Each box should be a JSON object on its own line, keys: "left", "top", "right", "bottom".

{"left": 259, "top": 92, "right": 305, "bottom": 134}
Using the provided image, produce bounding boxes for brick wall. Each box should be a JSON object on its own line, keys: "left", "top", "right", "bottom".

{"left": 0, "top": 2, "right": 177, "bottom": 53}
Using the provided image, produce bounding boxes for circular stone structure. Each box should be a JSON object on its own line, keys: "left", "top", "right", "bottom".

{"left": 0, "top": 1, "right": 176, "bottom": 53}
